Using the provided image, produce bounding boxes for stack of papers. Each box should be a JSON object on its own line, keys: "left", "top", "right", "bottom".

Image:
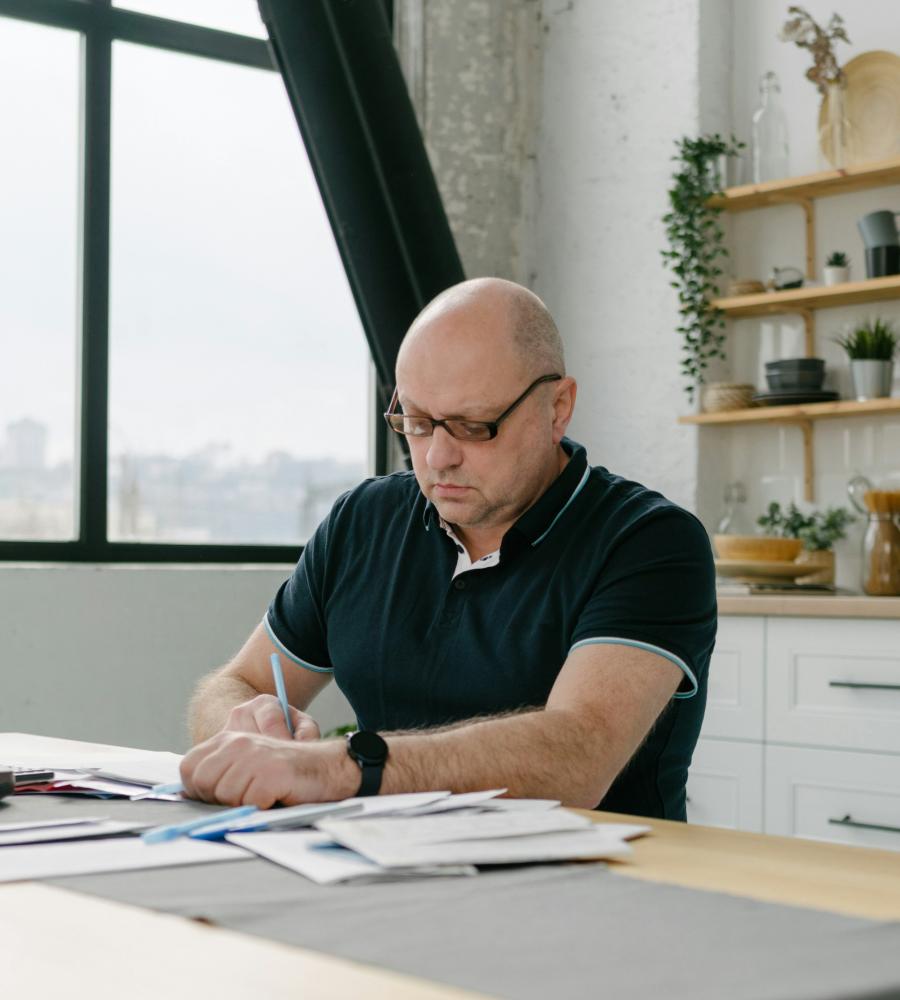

{"left": 0, "top": 817, "right": 150, "bottom": 847}
{"left": 228, "top": 792, "right": 649, "bottom": 884}
{"left": 1, "top": 732, "right": 184, "bottom": 800}
{"left": 1, "top": 735, "right": 650, "bottom": 888}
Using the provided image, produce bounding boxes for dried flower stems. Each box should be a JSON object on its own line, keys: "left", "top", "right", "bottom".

{"left": 779, "top": 6, "right": 850, "bottom": 96}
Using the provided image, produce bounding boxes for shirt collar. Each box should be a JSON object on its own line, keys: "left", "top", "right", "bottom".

{"left": 421, "top": 437, "right": 589, "bottom": 548}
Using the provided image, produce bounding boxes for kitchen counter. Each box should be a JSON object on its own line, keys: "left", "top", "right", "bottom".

{"left": 718, "top": 594, "right": 900, "bottom": 618}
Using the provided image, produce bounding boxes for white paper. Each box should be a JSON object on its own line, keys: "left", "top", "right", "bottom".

{"left": 227, "top": 830, "right": 477, "bottom": 885}
{"left": 321, "top": 826, "right": 634, "bottom": 868}
{"left": 0, "top": 820, "right": 149, "bottom": 847}
{"left": 87, "top": 758, "right": 183, "bottom": 788}
{"left": 69, "top": 778, "right": 155, "bottom": 798}
{"left": 0, "top": 817, "right": 108, "bottom": 833}
{"left": 318, "top": 808, "right": 592, "bottom": 848}
{"left": 0, "top": 733, "right": 182, "bottom": 777}
{"left": 480, "top": 798, "right": 561, "bottom": 812}
{"left": 0, "top": 836, "right": 250, "bottom": 883}
{"left": 341, "top": 792, "right": 452, "bottom": 817}
{"left": 399, "top": 790, "right": 507, "bottom": 816}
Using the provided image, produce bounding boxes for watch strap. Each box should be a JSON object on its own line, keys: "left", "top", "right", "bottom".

{"left": 355, "top": 760, "right": 384, "bottom": 797}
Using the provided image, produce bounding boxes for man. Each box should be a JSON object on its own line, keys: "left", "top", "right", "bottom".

{"left": 183, "top": 278, "right": 716, "bottom": 818}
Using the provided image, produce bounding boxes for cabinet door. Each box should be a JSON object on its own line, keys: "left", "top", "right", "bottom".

{"left": 687, "top": 737, "right": 764, "bottom": 832}
{"left": 765, "top": 744, "right": 900, "bottom": 852}
{"left": 766, "top": 618, "right": 900, "bottom": 754}
{"left": 700, "top": 616, "right": 765, "bottom": 741}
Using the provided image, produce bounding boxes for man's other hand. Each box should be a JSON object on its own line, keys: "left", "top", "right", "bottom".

{"left": 179, "top": 731, "right": 355, "bottom": 808}
{"left": 224, "top": 694, "right": 320, "bottom": 742}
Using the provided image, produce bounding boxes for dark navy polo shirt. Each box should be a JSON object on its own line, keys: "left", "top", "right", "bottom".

{"left": 266, "top": 438, "right": 717, "bottom": 820}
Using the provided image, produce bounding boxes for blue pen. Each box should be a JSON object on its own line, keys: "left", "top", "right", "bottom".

{"left": 141, "top": 805, "right": 257, "bottom": 844}
{"left": 270, "top": 652, "right": 294, "bottom": 737}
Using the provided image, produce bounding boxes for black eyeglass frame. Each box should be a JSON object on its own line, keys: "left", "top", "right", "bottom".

{"left": 383, "top": 373, "right": 563, "bottom": 441}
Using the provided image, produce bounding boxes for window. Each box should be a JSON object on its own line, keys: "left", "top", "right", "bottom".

{"left": 107, "top": 42, "right": 368, "bottom": 545}
{"left": 112, "top": 1, "right": 268, "bottom": 38}
{"left": 0, "top": 17, "right": 81, "bottom": 540}
{"left": 0, "top": 0, "right": 461, "bottom": 560}
{"left": 0, "top": 1, "right": 374, "bottom": 558}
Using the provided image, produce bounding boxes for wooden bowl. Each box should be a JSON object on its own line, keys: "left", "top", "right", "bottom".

{"left": 713, "top": 534, "right": 803, "bottom": 562}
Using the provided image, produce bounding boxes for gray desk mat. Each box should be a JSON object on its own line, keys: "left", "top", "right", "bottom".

{"left": 5, "top": 796, "right": 900, "bottom": 1000}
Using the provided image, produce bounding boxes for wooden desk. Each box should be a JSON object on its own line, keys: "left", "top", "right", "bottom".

{"left": 3, "top": 813, "right": 899, "bottom": 999}
{"left": 592, "top": 810, "right": 900, "bottom": 921}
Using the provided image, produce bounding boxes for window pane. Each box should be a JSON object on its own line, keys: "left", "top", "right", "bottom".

{"left": 108, "top": 43, "right": 370, "bottom": 545}
{"left": 112, "top": 1, "right": 267, "bottom": 38}
{"left": 0, "top": 18, "right": 80, "bottom": 541}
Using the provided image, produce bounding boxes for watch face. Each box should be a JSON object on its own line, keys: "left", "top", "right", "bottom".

{"left": 349, "top": 730, "right": 387, "bottom": 764}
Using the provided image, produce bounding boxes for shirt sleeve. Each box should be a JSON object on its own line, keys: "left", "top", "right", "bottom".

{"left": 569, "top": 508, "right": 717, "bottom": 698}
{"left": 265, "top": 495, "right": 348, "bottom": 675}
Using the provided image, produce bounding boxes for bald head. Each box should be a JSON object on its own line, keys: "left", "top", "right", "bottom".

{"left": 398, "top": 278, "right": 565, "bottom": 378}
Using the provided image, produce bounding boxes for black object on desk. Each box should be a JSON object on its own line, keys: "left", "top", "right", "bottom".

{"left": 0, "top": 769, "right": 13, "bottom": 800}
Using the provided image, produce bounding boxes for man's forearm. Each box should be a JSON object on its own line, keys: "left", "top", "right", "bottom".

{"left": 380, "top": 708, "right": 615, "bottom": 809}
{"left": 188, "top": 671, "right": 259, "bottom": 745}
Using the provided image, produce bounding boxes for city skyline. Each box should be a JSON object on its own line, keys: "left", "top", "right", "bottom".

{"left": 0, "top": 415, "right": 367, "bottom": 544}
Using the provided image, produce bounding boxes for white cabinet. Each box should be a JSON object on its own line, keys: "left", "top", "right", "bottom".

{"left": 687, "top": 738, "right": 764, "bottom": 832}
{"left": 766, "top": 745, "right": 900, "bottom": 852}
{"left": 693, "top": 614, "right": 900, "bottom": 850}
{"left": 766, "top": 618, "right": 900, "bottom": 755}
{"left": 702, "top": 617, "right": 764, "bottom": 741}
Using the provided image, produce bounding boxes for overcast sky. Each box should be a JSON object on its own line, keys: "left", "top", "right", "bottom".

{"left": 0, "top": 7, "right": 370, "bottom": 467}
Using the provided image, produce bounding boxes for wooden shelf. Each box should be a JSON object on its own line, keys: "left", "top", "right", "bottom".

{"left": 709, "top": 155, "right": 900, "bottom": 212}
{"left": 713, "top": 274, "right": 900, "bottom": 317}
{"left": 687, "top": 159, "right": 900, "bottom": 502}
{"left": 680, "top": 397, "right": 900, "bottom": 501}
{"left": 679, "top": 396, "right": 900, "bottom": 427}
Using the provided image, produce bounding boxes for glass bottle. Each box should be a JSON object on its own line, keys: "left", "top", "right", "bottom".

{"left": 717, "top": 482, "right": 750, "bottom": 535}
{"left": 861, "top": 512, "right": 900, "bottom": 596}
{"left": 848, "top": 476, "right": 900, "bottom": 596}
{"left": 751, "top": 72, "right": 790, "bottom": 183}
{"left": 818, "top": 80, "right": 859, "bottom": 170}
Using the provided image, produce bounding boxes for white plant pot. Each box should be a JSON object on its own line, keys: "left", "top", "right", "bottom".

{"left": 851, "top": 359, "right": 894, "bottom": 400}
{"left": 823, "top": 265, "right": 849, "bottom": 286}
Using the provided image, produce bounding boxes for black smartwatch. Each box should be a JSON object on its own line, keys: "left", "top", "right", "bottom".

{"left": 345, "top": 730, "right": 389, "bottom": 797}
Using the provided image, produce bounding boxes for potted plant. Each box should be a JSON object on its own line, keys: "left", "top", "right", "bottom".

{"left": 835, "top": 318, "right": 898, "bottom": 400}
{"left": 756, "top": 501, "right": 855, "bottom": 584}
{"left": 823, "top": 250, "right": 849, "bottom": 285}
{"left": 661, "top": 133, "right": 744, "bottom": 405}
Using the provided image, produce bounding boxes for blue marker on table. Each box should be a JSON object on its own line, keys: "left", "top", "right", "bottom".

{"left": 141, "top": 805, "right": 257, "bottom": 844}
{"left": 270, "top": 652, "right": 294, "bottom": 737}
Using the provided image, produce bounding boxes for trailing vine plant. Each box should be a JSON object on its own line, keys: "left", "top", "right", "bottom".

{"left": 661, "top": 134, "right": 744, "bottom": 403}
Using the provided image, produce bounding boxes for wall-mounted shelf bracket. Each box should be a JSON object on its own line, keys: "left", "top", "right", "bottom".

{"left": 799, "top": 420, "right": 814, "bottom": 502}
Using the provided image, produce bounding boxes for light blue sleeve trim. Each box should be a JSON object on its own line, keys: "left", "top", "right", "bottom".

{"left": 568, "top": 636, "right": 698, "bottom": 699}
{"left": 263, "top": 616, "right": 333, "bottom": 674}
{"left": 532, "top": 464, "right": 591, "bottom": 547}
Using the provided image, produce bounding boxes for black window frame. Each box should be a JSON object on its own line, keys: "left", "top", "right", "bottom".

{"left": 0, "top": 0, "right": 462, "bottom": 563}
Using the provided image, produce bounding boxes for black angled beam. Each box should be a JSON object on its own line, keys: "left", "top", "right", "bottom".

{"left": 257, "top": 0, "right": 465, "bottom": 402}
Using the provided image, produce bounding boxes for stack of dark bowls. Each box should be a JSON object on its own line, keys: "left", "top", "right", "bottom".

{"left": 752, "top": 358, "right": 839, "bottom": 406}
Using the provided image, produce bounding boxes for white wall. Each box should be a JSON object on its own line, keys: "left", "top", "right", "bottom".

{"left": 0, "top": 564, "right": 354, "bottom": 751}
{"left": 532, "top": 0, "right": 731, "bottom": 511}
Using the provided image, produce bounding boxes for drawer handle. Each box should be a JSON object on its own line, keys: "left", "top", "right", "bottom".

{"left": 828, "top": 681, "right": 900, "bottom": 691}
{"left": 828, "top": 814, "right": 900, "bottom": 836}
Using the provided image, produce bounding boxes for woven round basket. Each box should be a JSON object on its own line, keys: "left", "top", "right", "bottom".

{"left": 727, "top": 279, "right": 766, "bottom": 296}
{"left": 702, "top": 382, "right": 756, "bottom": 413}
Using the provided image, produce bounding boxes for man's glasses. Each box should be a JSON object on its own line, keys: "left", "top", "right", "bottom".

{"left": 384, "top": 374, "right": 562, "bottom": 442}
